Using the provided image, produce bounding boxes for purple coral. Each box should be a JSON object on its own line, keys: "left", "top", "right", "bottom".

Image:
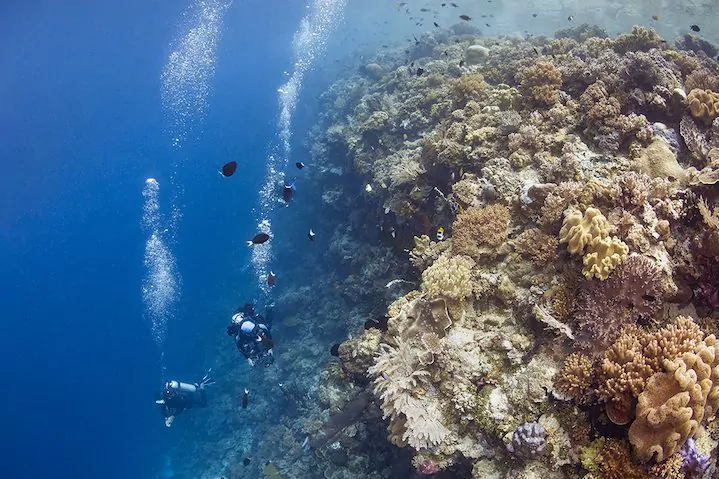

{"left": 679, "top": 438, "right": 710, "bottom": 479}
{"left": 416, "top": 458, "right": 441, "bottom": 476}
{"left": 506, "top": 422, "right": 546, "bottom": 459}
{"left": 575, "top": 255, "right": 664, "bottom": 353}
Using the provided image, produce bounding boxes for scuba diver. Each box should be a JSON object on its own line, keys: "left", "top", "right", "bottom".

{"left": 226, "top": 303, "right": 275, "bottom": 367}
{"left": 155, "top": 371, "right": 214, "bottom": 427}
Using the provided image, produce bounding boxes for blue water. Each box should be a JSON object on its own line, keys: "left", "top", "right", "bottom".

{"left": 0, "top": 1, "right": 306, "bottom": 478}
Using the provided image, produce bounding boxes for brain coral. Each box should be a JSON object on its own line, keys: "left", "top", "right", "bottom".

{"left": 687, "top": 89, "right": 719, "bottom": 123}
{"left": 421, "top": 254, "right": 474, "bottom": 301}
{"left": 628, "top": 335, "right": 719, "bottom": 462}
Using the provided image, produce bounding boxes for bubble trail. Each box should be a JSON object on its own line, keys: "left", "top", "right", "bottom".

{"left": 253, "top": 0, "right": 347, "bottom": 294}
{"left": 142, "top": 178, "right": 180, "bottom": 378}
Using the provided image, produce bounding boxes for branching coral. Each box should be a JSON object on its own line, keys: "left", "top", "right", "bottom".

{"left": 421, "top": 255, "right": 474, "bottom": 301}
{"left": 555, "top": 353, "right": 595, "bottom": 404}
{"left": 452, "top": 204, "right": 509, "bottom": 259}
{"left": 516, "top": 60, "right": 563, "bottom": 106}
{"left": 613, "top": 26, "right": 666, "bottom": 53}
{"left": 454, "top": 74, "right": 487, "bottom": 106}
{"left": 513, "top": 228, "right": 559, "bottom": 265}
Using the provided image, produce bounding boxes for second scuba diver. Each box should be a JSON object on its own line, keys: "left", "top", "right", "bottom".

{"left": 155, "top": 371, "right": 214, "bottom": 427}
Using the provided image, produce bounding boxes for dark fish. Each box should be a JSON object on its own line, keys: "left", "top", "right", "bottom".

{"left": 441, "top": 2, "right": 446, "bottom": 5}
{"left": 308, "top": 229, "right": 316, "bottom": 241}
{"left": 459, "top": 14, "right": 471, "bottom": 21}
{"left": 567, "top": 15, "right": 574, "bottom": 21}
{"left": 243, "top": 458, "right": 251, "bottom": 467}
{"left": 220, "top": 161, "right": 238, "bottom": 177}
{"left": 652, "top": 14, "right": 659, "bottom": 21}
{"left": 295, "top": 161, "right": 305, "bottom": 169}
{"left": 420, "top": 8, "right": 429, "bottom": 12}
{"left": 330, "top": 343, "right": 341, "bottom": 357}
{"left": 248, "top": 233, "right": 270, "bottom": 245}
{"left": 283, "top": 182, "right": 295, "bottom": 203}
{"left": 459, "top": 60, "right": 465, "bottom": 67}
{"left": 267, "top": 271, "right": 276, "bottom": 286}
{"left": 241, "top": 388, "right": 249, "bottom": 409}
{"left": 451, "top": 2, "right": 458, "bottom": 6}
{"left": 434, "top": 22, "right": 439, "bottom": 27}
{"left": 485, "top": 23, "right": 490, "bottom": 27}
{"left": 416, "top": 67, "right": 424, "bottom": 76}
{"left": 410, "top": 62, "right": 414, "bottom": 67}
{"left": 532, "top": 13, "right": 537, "bottom": 17}
{"left": 691, "top": 24, "right": 701, "bottom": 32}
{"left": 364, "top": 315, "right": 390, "bottom": 332}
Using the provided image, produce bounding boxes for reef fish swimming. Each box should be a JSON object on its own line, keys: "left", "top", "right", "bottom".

{"left": 267, "top": 271, "right": 276, "bottom": 286}
{"left": 248, "top": 233, "right": 270, "bottom": 245}
{"left": 220, "top": 161, "right": 238, "bottom": 177}
{"left": 295, "top": 161, "right": 305, "bottom": 169}
{"left": 308, "top": 229, "right": 316, "bottom": 241}
{"left": 241, "top": 388, "right": 249, "bottom": 409}
{"left": 283, "top": 182, "right": 295, "bottom": 203}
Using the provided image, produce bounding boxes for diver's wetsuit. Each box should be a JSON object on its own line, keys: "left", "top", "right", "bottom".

{"left": 159, "top": 384, "right": 207, "bottom": 419}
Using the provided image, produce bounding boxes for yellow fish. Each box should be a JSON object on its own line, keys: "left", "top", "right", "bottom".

{"left": 436, "top": 227, "right": 445, "bottom": 241}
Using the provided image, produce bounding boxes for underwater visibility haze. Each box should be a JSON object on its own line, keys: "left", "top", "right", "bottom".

{"left": 3, "top": 0, "right": 719, "bottom": 478}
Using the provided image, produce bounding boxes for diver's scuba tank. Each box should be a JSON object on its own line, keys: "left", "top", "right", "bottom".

{"left": 166, "top": 380, "right": 197, "bottom": 393}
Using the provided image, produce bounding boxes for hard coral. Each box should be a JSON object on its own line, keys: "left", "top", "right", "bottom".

{"left": 633, "top": 138, "right": 687, "bottom": 181}
{"left": 596, "top": 439, "right": 656, "bottom": 479}
{"left": 452, "top": 204, "right": 509, "bottom": 259}
{"left": 421, "top": 255, "right": 474, "bottom": 301}
{"left": 687, "top": 89, "right": 719, "bottom": 124}
{"left": 507, "top": 422, "right": 547, "bottom": 459}
{"left": 516, "top": 60, "right": 563, "bottom": 106}
{"left": 613, "top": 26, "right": 666, "bottom": 53}
{"left": 513, "top": 228, "right": 559, "bottom": 265}
{"left": 555, "top": 353, "right": 595, "bottom": 404}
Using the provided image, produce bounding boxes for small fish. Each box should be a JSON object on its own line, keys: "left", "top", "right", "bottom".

{"left": 241, "top": 388, "right": 249, "bottom": 409}
{"left": 436, "top": 226, "right": 445, "bottom": 241}
{"left": 691, "top": 24, "right": 701, "bottom": 32}
{"left": 420, "top": 8, "right": 429, "bottom": 12}
{"left": 459, "top": 60, "right": 465, "bottom": 67}
{"left": 450, "top": 2, "right": 458, "bottom": 6}
{"left": 330, "top": 343, "right": 341, "bottom": 357}
{"left": 365, "top": 183, "right": 373, "bottom": 193}
{"left": 533, "top": 47, "right": 539, "bottom": 55}
{"left": 364, "top": 315, "right": 390, "bottom": 331}
{"left": 295, "top": 161, "right": 305, "bottom": 169}
{"left": 443, "top": 50, "right": 448, "bottom": 55}
{"left": 220, "top": 161, "right": 238, "bottom": 177}
{"left": 434, "top": 22, "right": 439, "bottom": 27}
{"left": 243, "top": 458, "right": 251, "bottom": 467}
{"left": 282, "top": 182, "right": 295, "bottom": 203}
{"left": 248, "top": 233, "right": 270, "bottom": 246}
{"left": 441, "top": 2, "right": 446, "bottom": 5}
{"left": 410, "top": 62, "right": 414, "bottom": 67}
{"left": 532, "top": 13, "right": 537, "bottom": 17}
{"left": 308, "top": 229, "right": 316, "bottom": 241}
{"left": 567, "top": 15, "right": 574, "bottom": 21}
{"left": 485, "top": 23, "right": 490, "bottom": 27}
{"left": 267, "top": 271, "right": 276, "bottom": 287}
{"left": 416, "top": 67, "right": 424, "bottom": 76}
{"left": 459, "top": 14, "right": 471, "bottom": 21}
{"left": 652, "top": 14, "right": 659, "bottom": 21}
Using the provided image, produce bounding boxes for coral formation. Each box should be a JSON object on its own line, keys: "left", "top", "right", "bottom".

{"left": 421, "top": 255, "right": 474, "bottom": 301}
{"left": 507, "top": 422, "right": 547, "bottom": 459}
{"left": 687, "top": 89, "right": 719, "bottom": 123}
{"left": 452, "top": 204, "right": 509, "bottom": 259}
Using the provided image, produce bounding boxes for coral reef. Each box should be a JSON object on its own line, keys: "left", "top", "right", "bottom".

{"left": 507, "top": 422, "right": 547, "bottom": 459}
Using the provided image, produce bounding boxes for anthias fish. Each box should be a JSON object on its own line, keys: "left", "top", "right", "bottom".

{"left": 220, "top": 161, "right": 238, "bottom": 177}
{"left": 248, "top": 233, "right": 270, "bottom": 245}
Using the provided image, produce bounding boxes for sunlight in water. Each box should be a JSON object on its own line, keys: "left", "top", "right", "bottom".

{"left": 141, "top": 178, "right": 180, "bottom": 378}
{"left": 254, "top": 0, "right": 347, "bottom": 293}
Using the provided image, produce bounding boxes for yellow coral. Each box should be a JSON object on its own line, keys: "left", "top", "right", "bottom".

{"left": 421, "top": 254, "right": 474, "bottom": 301}
{"left": 687, "top": 88, "right": 719, "bottom": 123}
{"left": 582, "top": 236, "right": 629, "bottom": 280}
{"left": 559, "top": 207, "right": 612, "bottom": 255}
{"left": 634, "top": 138, "right": 687, "bottom": 181}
